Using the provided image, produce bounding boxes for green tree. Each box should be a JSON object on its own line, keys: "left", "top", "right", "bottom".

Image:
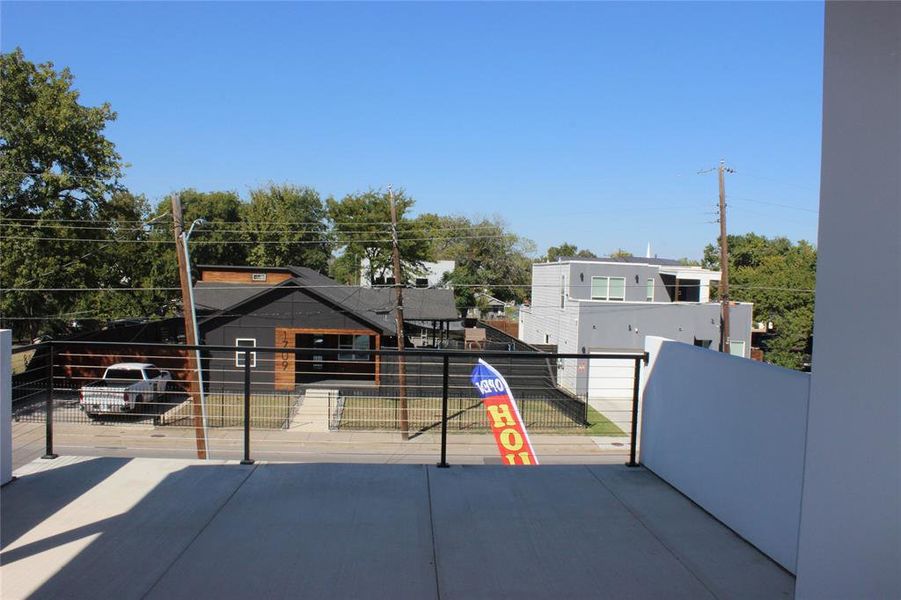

{"left": 143, "top": 189, "right": 248, "bottom": 310}
{"left": 242, "top": 184, "right": 330, "bottom": 271}
{"left": 326, "top": 189, "right": 431, "bottom": 285}
{"left": 0, "top": 49, "right": 126, "bottom": 338}
{"left": 442, "top": 217, "right": 535, "bottom": 312}
{"left": 73, "top": 190, "right": 171, "bottom": 323}
{"left": 414, "top": 212, "right": 473, "bottom": 261}
{"left": 703, "top": 233, "right": 816, "bottom": 370}
{"left": 609, "top": 248, "right": 633, "bottom": 259}
{"left": 542, "top": 242, "right": 596, "bottom": 263}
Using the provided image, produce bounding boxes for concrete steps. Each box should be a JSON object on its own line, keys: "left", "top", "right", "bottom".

{"left": 289, "top": 389, "right": 337, "bottom": 432}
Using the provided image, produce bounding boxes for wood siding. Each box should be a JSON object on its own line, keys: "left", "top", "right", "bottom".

{"left": 273, "top": 327, "right": 380, "bottom": 391}
{"left": 200, "top": 269, "right": 293, "bottom": 285}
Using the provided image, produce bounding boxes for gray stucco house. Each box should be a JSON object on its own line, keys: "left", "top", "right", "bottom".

{"left": 518, "top": 256, "right": 753, "bottom": 398}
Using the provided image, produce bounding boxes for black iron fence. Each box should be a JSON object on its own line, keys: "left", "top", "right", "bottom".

{"left": 333, "top": 389, "right": 587, "bottom": 432}
{"left": 9, "top": 340, "right": 647, "bottom": 466}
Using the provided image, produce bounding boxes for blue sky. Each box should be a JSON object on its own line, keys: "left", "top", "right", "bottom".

{"left": 2, "top": 1, "right": 824, "bottom": 259}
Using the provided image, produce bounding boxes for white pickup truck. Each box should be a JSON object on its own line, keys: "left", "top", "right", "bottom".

{"left": 79, "top": 363, "right": 173, "bottom": 416}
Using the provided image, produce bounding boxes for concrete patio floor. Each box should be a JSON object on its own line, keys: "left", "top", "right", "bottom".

{"left": 1, "top": 457, "right": 793, "bottom": 599}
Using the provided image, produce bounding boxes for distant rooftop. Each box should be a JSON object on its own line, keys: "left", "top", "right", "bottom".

{"left": 555, "top": 255, "right": 686, "bottom": 267}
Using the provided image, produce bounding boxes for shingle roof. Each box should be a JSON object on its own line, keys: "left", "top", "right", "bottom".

{"left": 194, "top": 266, "right": 460, "bottom": 335}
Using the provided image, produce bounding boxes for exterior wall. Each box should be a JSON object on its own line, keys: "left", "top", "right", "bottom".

{"left": 201, "top": 287, "right": 381, "bottom": 390}
{"left": 520, "top": 263, "right": 581, "bottom": 392}
{"left": 524, "top": 260, "right": 753, "bottom": 396}
{"left": 575, "top": 301, "right": 752, "bottom": 396}
{"left": 577, "top": 301, "right": 752, "bottom": 353}
{"left": 200, "top": 269, "right": 293, "bottom": 285}
{"left": 565, "top": 261, "right": 664, "bottom": 302}
{"left": 1, "top": 330, "right": 11, "bottom": 486}
{"left": 795, "top": 4, "right": 901, "bottom": 598}
{"left": 639, "top": 337, "right": 811, "bottom": 573}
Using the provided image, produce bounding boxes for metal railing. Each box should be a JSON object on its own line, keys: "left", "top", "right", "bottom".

{"left": 10, "top": 340, "right": 648, "bottom": 467}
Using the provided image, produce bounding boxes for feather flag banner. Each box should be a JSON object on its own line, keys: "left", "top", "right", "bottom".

{"left": 470, "top": 359, "right": 539, "bottom": 465}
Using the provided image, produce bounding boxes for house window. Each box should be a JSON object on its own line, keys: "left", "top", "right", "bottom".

{"left": 729, "top": 340, "right": 746, "bottom": 358}
{"left": 608, "top": 277, "right": 625, "bottom": 301}
{"left": 591, "top": 276, "right": 626, "bottom": 301}
{"left": 545, "top": 334, "right": 550, "bottom": 344}
{"left": 235, "top": 338, "right": 257, "bottom": 368}
{"left": 338, "top": 334, "right": 370, "bottom": 361}
{"left": 251, "top": 273, "right": 267, "bottom": 282}
{"left": 646, "top": 278, "right": 654, "bottom": 302}
{"left": 590, "top": 277, "right": 608, "bottom": 300}
{"left": 415, "top": 278, "right": 429, "bottom": 288}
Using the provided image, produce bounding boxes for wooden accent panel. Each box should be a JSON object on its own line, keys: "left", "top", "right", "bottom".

{"left": 201, "top": 270, "right": 293, "bottom": 284}
{"left": 484, "top": 319, "right": 518, "bottom": 338}
{"left": 273, "top": 327, "right": 380, "bottom": 391}
{"left": 274, "top": 327, "right": 295, "bottom": 391}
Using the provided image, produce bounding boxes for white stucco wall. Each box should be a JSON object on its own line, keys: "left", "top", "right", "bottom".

{"left": 794, "top": 3, "right": 901, "bottom": 598}
{"left": 639, "top": 336, "right": 810, "bottom": 573}
{"left": 1, "top": 330, "right": 12, "bottom": 485}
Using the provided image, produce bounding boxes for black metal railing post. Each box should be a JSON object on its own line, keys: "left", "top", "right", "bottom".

{"left": 626, "top": 355, "right": 642, "bottom": 467}
{"left": 437, "top": 355, "right": 450, "bottom": 468}
{"left": 240, "top": 350, "right": 254, "bottom": 465}
{"left": 42, "top": 343, "right": 58, "bottom": 459}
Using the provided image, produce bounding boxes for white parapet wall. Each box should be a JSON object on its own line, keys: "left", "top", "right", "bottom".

{"left": 638, "top": 336, "right": 810, "bottom": 573}
{"left": 1, "top": 330, "right": 12, "bottom": 485}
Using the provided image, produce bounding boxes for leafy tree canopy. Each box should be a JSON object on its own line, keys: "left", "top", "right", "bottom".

{"left": 541, "top": 242, "right": 596, "bottom": 263}
{"left": 242, "top": 184, "right": 330, "bottom": 272}
{"left": 441, "top": 217, "right": 535, "bottom": 312}
{"left": 703, "top": 233, "right": 816, "bottom": 370}
{"left": 609, "top": 248, "right": 633, "bottom": 258}
{"left": 326, "top": 189, "right": 430, "bottom": 285}
{"left": 0, "top": 48, "right": 127, "bottom": 338}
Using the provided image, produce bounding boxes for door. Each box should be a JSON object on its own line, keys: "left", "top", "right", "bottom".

{"left": 296, "top": 333, "right": 336, "bottom": 383}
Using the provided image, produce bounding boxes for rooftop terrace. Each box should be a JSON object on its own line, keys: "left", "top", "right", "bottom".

{"left": 2, "top": 456, "right": 792, "bottom": 599}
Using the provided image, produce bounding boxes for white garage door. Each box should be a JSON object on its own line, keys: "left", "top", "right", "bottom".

{"left": 587, "top": 356, "right": 635, "bottom": 400}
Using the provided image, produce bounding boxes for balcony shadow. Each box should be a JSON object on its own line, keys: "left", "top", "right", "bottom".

{"left": 1, "top": 457, "right": 131, "bottom": 549}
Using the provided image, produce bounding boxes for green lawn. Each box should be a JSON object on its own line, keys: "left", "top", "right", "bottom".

{"left": 584, "top": 405, "right": 625, "bottom": 436}
{"left": 160, "top": 392, "right": 296, "bottom": 429}
{"left": 337, "top": 395, "right": 622, "bottom": 435}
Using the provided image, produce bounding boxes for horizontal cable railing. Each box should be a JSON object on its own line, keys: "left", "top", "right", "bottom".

{"left": 9, "top": 341, "right": 647, "bottom": 467}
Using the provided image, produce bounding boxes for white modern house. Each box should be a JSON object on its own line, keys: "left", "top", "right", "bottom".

{"left": 519, "top": 255, "right": 752, "bottom": 398}
{"left": 359, "top": 258, "right": 455, "bottom": 289}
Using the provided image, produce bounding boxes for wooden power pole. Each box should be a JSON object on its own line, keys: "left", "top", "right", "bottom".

{"left": 388, "top": 186, "right": 410, "bottom": 439}
{"left": 718, "top": 160, "right": 732, "bottom": 354}
{"left": 172, "top": 195, "right": 208, "bottom": 459}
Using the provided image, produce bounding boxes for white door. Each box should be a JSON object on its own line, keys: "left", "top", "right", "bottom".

{"left": 587, "top": 355, "right": 635, "bottom": 400}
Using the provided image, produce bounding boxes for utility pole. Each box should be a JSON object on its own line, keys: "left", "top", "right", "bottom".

{"left": 718, "top": 160, "right": 733, "bottom": 354}
{"left": 388, "top": 186, "right": 410, "bottom": 439}
{"left": 172, "top": 195, "right": 208, "bottom": 459}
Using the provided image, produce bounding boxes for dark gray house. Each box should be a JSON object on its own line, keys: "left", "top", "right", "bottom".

{"left": 194, "top": 265, "right": 460, "bottom": 391}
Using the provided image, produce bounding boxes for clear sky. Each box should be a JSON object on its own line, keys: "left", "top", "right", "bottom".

{"left": 2, "top": 1, "right": 824, "bottom": 259}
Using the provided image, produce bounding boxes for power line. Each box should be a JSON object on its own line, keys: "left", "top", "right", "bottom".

{"left": 0, "top": 283, "right": 815, "bottom": 293}
{"left": 0, "top": 222, "right": 509, "bottom": 235}
{"left": 0, "top": 233, "right": 515, "bottom": 244}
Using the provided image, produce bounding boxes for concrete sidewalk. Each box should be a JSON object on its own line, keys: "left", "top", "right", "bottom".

{"left": 11, "top": 422, "right": 630, "bottom": 470}
{"left": 1, "top": 457, "right": 793, "bottom": 599}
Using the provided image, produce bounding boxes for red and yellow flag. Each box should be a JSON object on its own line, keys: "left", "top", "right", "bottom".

{"left": 470, "top": 359, "right": 539, "bottom": 465}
